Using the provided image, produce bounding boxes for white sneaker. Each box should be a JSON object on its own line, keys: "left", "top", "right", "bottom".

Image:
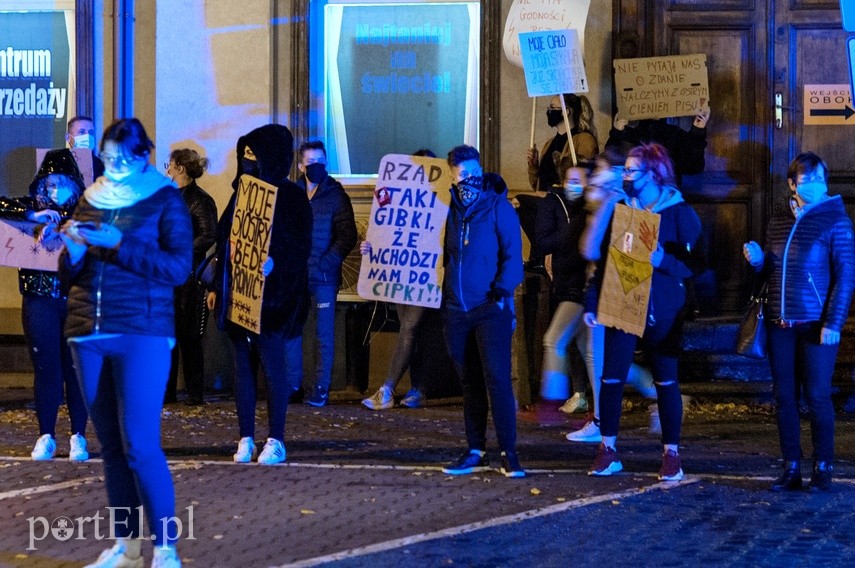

{"left": 31, "top": 434, "right": 56, "bottom": 460}
{"left": 257, "top": 438, "right": 286, "bottom": 465}
{"left": 559, "top": 393, "right": 588, "bottom": 414}
{"left": 84, "top": 543, "right": 144, "bottom": 568}
{"left": 151, "top": 545, "right": 181, "bottom": 568}
{"left": 233, "top": 437, "right": 257, "bottom": 463}
{"left": 565, "top": 420, "right": 601, "bottom": 443}
{"left": 362, "top": 386, "right": 394, "bottom": 410}
{"left": 70, "top": 433, "right": 89, "bottom": 461}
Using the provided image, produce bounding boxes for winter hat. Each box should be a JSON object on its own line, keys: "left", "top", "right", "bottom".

{"left": 29, "top": 148, "right": 86, "bottom": 195}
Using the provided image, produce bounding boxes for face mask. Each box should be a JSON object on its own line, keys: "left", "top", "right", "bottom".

{"left": 623, "top": 179, "right": 641, "bottom": 198}
{"left": 455, "top": 175, "right": 482, "bottom": 206}
{"left": 73, "top": 134, "right": 95, "bottom": 150}
{"left": 104, "top": 169, "right": 133, "bottom": 183}
{"left": 795, "top": 181, "right": 826, "bottom": 204}
{"left": 49, "top": 183, "right": 74, "bottom": 206}
{"left": 546, "top": 109, "right": 563, "bottom": 128}
{"left": 241, "top": 157, "right": 259, "bottom": 177}
{"left": 564, "top": 183, "right": 584, "bottom": 201}
{"left": 305, "top": 162, "right": 327, "bottom": 185}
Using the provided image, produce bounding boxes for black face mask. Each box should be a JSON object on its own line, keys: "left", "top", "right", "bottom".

{"left": 241, "top": 157, "right": 259, "bottom": 177}
{"left": 305, "top": 162, "right": 327, "bottom": 184}
{"left": 623, "top": 179, "right": 641, "bottom": 198}
{"left": 546, "top": 109, "right": 563, "bottom": 128}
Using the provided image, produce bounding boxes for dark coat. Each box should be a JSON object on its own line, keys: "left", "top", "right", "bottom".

{"left": 61, "top": 185, "right": 193, "bottom": 337}
{"left": 296, "top": 174, "right": 357, "bottom": 286}
{"left": 442, "top": 173, "right": 524, "bottom": 312}
{"left": 605, "top": 121, "right": 707, "bottom": 184}
{"left": 760, "top": 195, "right": 855, "bottom": 330}
{"left": 535, "top": 191, "right": 588, "bottom": 303}
{"left": 179, "top": 180, "right": 217, "bottom": 270}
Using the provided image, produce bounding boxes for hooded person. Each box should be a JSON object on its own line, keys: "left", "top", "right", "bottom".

{"left": 208, "top": 123, "right": 313, "bottom": 466}
{"left": 0, "top": 148, "right": 89, "bottom": 464}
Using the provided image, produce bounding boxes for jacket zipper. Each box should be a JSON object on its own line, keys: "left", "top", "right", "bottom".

{"left": 94, "top": 210, "right": 121, "bottom": 333}
{"left": 780, "top": 213, "right": 805, "bottom": 321}
{"left": 458, "top": 216, "right": 469, "bottom": 311}
{"left": 807, "top": 272, "right": 823, "bottom": 307}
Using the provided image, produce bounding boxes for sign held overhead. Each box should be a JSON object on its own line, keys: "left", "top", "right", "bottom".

{"left": 613, "top": 54, "right": 710, "bottom": 121}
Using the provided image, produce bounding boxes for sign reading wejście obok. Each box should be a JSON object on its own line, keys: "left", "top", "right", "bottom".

{"left": 227, "top": 174, "right": 278, "bottom": 333}
{"left": 358, "top": 154, "right": 452, "bottom": 307}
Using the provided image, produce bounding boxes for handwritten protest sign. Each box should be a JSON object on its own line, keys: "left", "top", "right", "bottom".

{"left": 597, "top": 204, "right": 660, "bottom": 337}
{"left": 519, "top": 29, "right": 587, "bottom": 97}
{"left": 36, "top": 148, "right": 95, "bottom": 187}
{"left": 227, "top": 174, "right": 278, "bottom": 333}
{"left": 0, "top": 220, "right": 62, "bottom": 271}
{"left": 613, "top": 54, "right": 709, "bottom": 121}
{"left": 358, "top": 154, "right": 452, "bottom": 307}
{"left": 502, "top": 0, "right": 591, "bottom": 68}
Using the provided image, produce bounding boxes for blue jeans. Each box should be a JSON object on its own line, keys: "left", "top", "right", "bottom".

{"left": 230, "top": 327, "right": 294, "bottom": 441}
{"left": 22, "top": 295, "right": 87, "bottom": 437}
{"left": 443, "top": 301, "right": 517, "bottom": 453}
{"left": 286, "top": 283, "right": 337, "bottom": 391}
{"left": 767, "top": 322, "right": 838, "bottom": 462}
{"left": 384, "top": 304, "right": 427, "bottom": 391}
{"left": 541, "top": 301, "right": 595, "bottom": 400}
{"left": 68, "top": 334, "right": 176, "bottom": 546}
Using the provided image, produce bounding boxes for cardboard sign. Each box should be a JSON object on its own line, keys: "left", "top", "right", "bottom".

{"left": 502, "top": 0, "right": 591, "bottom": 68}
{"left": 0, "top": 219, "right": 62, "bottom": 271}
{"left": 36, "top": 148, "right": 95, "bottom": 187}
{"left": 358, "top": 154, "right": 452, "bottom": 307}
{"left": 519, "top": 29, "right": 588, "bottom": 97}
{"left": 226, "top": 174, "right": 278, "bottom": 333}
{"left": 803, "top": 84, "right": 854, "bottom": 125}
{"left": 597, "top": 204, "right": 660, "bottom": 337}
{"left": 614, "top": 54, "right": 709, "bottom": 120}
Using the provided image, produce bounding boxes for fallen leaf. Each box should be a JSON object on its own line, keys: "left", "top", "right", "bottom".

{"left": 530, "top": 488, "right": 541, "bottom": 495}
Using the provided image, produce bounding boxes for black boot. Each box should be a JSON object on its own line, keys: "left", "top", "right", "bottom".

{"left": 809, "top": 461, "right": 833, "bottom": 491}
{"left": 770, "top": 461, "right": 802, "bottom": 491}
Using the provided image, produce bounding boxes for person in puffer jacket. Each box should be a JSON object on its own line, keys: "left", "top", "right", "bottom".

{"left": 439, "top": 144, "right": 526, "bottom": 479}
{"left": 59, "top": 118, "right": 191, "bottom": 568}
{"left": 743, "top": 152, "right": 855, "bottom": 492}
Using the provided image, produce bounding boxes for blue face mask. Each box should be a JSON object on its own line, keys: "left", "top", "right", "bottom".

{"left": 795, "top": 181, "right": 826, "bottom": 204}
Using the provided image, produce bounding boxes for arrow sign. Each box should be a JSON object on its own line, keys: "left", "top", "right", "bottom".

{"left": 809, "top": 106, "right": 855, "bottom": 119}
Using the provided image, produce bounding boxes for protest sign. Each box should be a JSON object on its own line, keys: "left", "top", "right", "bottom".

{"left": 36, "top": 148, "right": 94, "bottom": 187}
{"left": 0, "top": 220, "right": 62, "bottom": 271}
{"left": 613, "top": 54, "right": 709, "bottom": 121}
{"left": 358, "top": 154, "right": 452, "bottom": 307}
{"left": 597, "top": 204, "right": 660, "bottom": 337}
{"left": 502, "top": 0, "right": 591, "bottom": 68}
{"left": 519, "top": 29, "right": 588, "bottom": 97}
{"left": 226, "top": 174, "right": 278, "bottom": 333}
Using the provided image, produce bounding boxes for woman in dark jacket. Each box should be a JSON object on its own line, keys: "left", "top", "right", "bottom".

{"left": 536, "top": 157, "right": 594, "bottom": 413}
{"left": 584, "top": 143, "right": 702, "bottom": 481}
{"left": 164, "top": 148, "right": 218, "bottom": 405}
{"left": 743, "top": 152, "right": 855, "bottom": 492}
{"left": 208, "top": 124, "right": 312, "bottom": 466}
{"left": 59, "top": 118, "right": 191, "bottom": 568}
{"left": 0, "top": 149, "right": 89, "bottom": 462}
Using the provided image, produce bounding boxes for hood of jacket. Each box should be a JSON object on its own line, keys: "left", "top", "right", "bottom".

{"left": 628, "top": 185, "right": 684, "bottom": 213}
{"left": 231, "top": 124, "right": 294, "bottom": 190}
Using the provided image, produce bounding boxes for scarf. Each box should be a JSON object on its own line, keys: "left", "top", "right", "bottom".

{"left": 84, "top": 166, "right": 175, "bottom": 209}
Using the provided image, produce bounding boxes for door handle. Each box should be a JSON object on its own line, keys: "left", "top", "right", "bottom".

{"left": 775, "top": 93, "right": 783, "bottom": 129}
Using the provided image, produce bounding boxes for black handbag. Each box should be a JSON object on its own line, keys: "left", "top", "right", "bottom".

{"left": 195, "top": 252, "right": 217, "bottom": 289}
{"left": 735, "top": 282, "right": 767, "bottom": 358}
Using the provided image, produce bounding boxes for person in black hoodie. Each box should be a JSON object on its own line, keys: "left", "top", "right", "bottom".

{"left": 207, "top": 124, "right": 312, "bottom": 465}
{"left": 291, "top": 140, "right": 357, "bottom": 407}
{"left": 743, "top": 152, "right": 855, "bottom": 492}
{"left": 439, "top": 145, "right": 526, "bottom": 478}
{"left": 164, "top": 148, "right": 218, "bottom": 406}
{"left": 584, "top": 143, "right": 702, "bottom": 482}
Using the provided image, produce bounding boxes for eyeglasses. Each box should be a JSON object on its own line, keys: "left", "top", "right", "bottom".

{"left": 101, "top": 154, "right": 134, "bottom": 167}
{"left": 623, "top": 167, "right": 647, "bottom": 176}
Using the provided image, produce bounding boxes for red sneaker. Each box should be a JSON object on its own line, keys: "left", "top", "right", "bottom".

{"left": 588, "top": 443, "right": 623, "bottom": 476}
{"left": 658, "top": 449, "right": 684, "bottom": 481}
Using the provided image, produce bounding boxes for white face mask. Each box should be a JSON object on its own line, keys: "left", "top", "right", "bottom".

{"left": 563, "top": 183, "right": 584, "bottom": 201}
{"left": 73, "top": 134, "right": 95, "bottom": 150}
{"left": 104, "top": 169, "right": 134, "bottom": 183}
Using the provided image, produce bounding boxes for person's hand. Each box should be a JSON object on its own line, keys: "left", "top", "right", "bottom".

{"left": 613, "top": 116, "right": 628, "bottom": 131}
{"left": 261, "top": 256, "right": 274, "bottom": 277}
{"left": 821, "top": 327, "right": 840, "bottom": 345}
{"left": 206, "top": 292, "right": 216, "bottom": 311}
{"left": 31, "top": 209, "right": 61, "bottom": 224}
{"left": 526, "top": 146, "right": 539, "bottom": 167}
{"left": 78, "top": 223, "right": 123, "bottom": 249}
{"left": 693, "top": 107, "right": 711, "bottom": 129}
{"left": 743, "top": 241, "right": 764, "bottom": 267}
{"left": 359, "top": 241, "right": 372, "bottom": 255}
{"left": 37, "top": 222, "right": 62, "bottom": 243}
{"left": 650, "top": 244, "right": 664, "bottom": 268}
{"left": 59, "top": 231, "right": 87, "bottom": 264}
{"left": 583, "top": 312, "right": 599, "bottom": 328}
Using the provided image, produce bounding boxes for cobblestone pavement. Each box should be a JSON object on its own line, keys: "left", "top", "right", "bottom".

{"left": 0, "top": 383, "right": 853, "bottom": 567}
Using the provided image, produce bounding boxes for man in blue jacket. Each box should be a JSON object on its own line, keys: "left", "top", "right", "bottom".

{"left": 440, "top": 145, "right": 526, "bottom": 478}
{"left": 291, "top": 140, "right": 358, "bottom": 407}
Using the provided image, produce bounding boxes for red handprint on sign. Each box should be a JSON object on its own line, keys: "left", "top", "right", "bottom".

{"left": 639, "top": 220, "right": 656, "bottom": 251}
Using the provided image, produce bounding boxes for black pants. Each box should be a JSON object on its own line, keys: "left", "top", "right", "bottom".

{"left": 167, "top": 279, "right": 207, "bottom": 402}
